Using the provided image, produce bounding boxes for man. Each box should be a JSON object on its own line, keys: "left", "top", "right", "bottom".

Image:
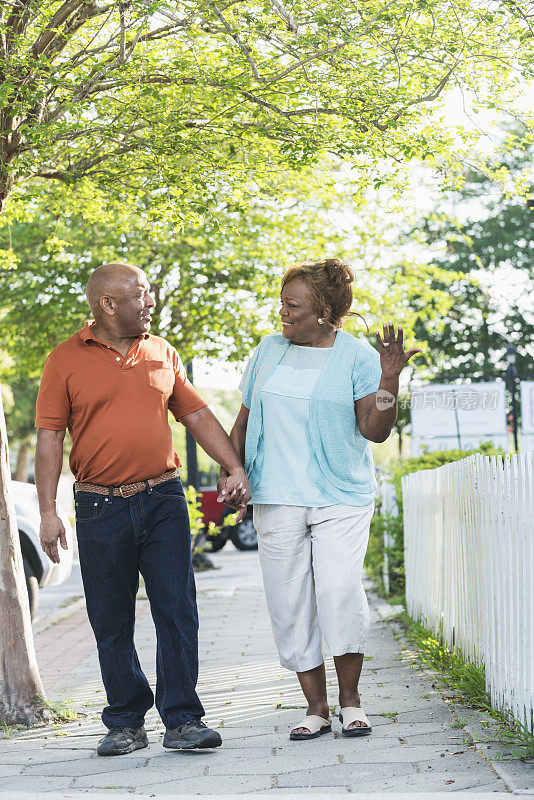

{"left": 35, "top": 262, "right": 250, "bottom": 756}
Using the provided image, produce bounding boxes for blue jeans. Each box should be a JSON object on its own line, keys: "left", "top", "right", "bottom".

{"left": 74, "top": 477, "right": 204, "bottom": 730}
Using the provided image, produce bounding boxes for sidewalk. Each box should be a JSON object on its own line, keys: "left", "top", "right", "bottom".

{"left": 1, "top": 550, "right": 532, "bottom": 799}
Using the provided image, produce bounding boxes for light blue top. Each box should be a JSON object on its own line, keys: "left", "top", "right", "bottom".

{"left": 239, "top": 330, "right": 382, "bottom": 505}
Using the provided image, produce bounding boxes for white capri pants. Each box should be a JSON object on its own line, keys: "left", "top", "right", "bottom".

{"left": 253, "top": 502, "right": 374, "bottom": 673}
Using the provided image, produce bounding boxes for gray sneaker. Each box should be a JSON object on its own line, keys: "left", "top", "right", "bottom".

{"left": 163, "top": 719, "right": 222, "bottom": 750}
{"left": 97, "top": 726, "right": 149, "bottom": 756}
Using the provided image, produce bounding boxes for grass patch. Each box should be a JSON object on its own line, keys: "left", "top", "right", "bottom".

{"left": 0, "top": 721, "right": 25, "bottom": 738}
{"left": 46, "top": 699, "right": 78, "bottom": 723}
{"left": 400, "top": 613, "right": 534, "bottom": 761}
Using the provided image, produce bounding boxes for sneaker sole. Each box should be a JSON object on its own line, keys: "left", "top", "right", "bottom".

{"left": 97, "top": 735, "right": 149, "bottom": 756}
{"left": 163, "top": 734, "right": 222, "bottom": 750}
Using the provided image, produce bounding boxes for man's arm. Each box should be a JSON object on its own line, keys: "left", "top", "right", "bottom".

{"left": 218, "top": 404, "right": 250, "bottom": 516}
{"left": 180, "top": 406, "right": 251, "bottom": 514}
{"left": 35, "top": 428, "right": 68, "bottom": 564}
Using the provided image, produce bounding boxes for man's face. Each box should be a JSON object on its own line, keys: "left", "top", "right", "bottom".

{"left": 112, "top": 271, "right": 156, "bottom": 337}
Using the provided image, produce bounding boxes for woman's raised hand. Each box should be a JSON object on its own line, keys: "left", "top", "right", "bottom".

{"left": 375, "top": 322, "right": 422, "bottom": 378}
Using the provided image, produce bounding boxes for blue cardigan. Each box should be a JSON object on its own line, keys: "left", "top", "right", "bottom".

{"left": 242, "top": 330, "right": 382, "bottom": 496}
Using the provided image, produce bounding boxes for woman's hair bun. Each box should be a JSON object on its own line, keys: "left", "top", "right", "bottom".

{"left": 323, "top": 258, "right": 354, "bottom": 285}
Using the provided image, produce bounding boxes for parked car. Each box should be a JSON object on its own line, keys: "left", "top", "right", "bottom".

{"left": 11, "top": 480, "right": 74, "bottom": 619}
{"left": 199, "top": 487, "right": 257, "bottom": 551}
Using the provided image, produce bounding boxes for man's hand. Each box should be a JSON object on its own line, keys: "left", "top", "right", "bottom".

{"left": 39, "top": 510, "right": 68, "bottom": 564}
{"left": 217, "top": 466, "right": 250, "bottom": 523}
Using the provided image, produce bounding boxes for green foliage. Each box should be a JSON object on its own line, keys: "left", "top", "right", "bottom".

{"left": 0, "top": 173, "right": 457, "bottom": 376}
{"left": 185, "top": 485, "right": 206, "bottom": 542}
{"left": 364, "top": 443, "right": 505, "bottom": 599}
{"left": 409, "top": 129, "right": 534, "bottom": 380}
{"left": 184, "top": 484, "right": 225, "bottom": 558}
{"left": 401, "top": 613, "right": 534, "bottom": 760}
{"left": 46, "top": 699, "right": 78, "bottom": 724}
{"left": 4, "top": 378, "right": 39, "bottom": 442}
{"left": 0, "top": 0, "right": 532, "bottom": 217}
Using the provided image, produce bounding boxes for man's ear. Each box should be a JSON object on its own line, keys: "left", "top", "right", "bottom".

{"left": 100, "top": 295, "right": 115, "bottom": 316}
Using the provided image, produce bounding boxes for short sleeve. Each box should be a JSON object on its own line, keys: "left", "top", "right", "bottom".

{"left": 352, "top": 340, "right": 382, "bottom": 401}
{"left": 167, "top": 351, "right": 207, "bottom": 420}
{"left": 238, "top": 339, "right": 266, "bottom": 409}
{"left": 35, "top": 356, "right": 70, "bottom": 430}
{"left": 238, "top": 356, "right": 255, "bottom": 409}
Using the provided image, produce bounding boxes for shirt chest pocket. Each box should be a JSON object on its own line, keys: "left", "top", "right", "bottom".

{"left": 145, "top": 360, "right": 174, "bottom": 395}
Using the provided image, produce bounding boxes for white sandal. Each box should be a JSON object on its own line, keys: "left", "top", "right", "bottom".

{"left": 289, "top": 714, "right": 332, "bottom": 741}
{"left": 339, "top": 706, "right": 372, "bottom": 737}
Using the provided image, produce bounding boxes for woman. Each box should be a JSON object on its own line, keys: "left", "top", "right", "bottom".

{"left": 221, "top": 258, "right": 421, "bottom": 740}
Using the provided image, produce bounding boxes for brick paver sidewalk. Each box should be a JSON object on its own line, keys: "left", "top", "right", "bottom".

{"left": 0, "top": 550, "right": 532, "bottom": 798}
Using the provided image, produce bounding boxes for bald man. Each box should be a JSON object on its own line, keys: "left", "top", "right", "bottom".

{"left": 35, "top": 263, "right": 250, "bottom": 756}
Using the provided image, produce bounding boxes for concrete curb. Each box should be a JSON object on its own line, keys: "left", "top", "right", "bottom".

{"left": 0, "top": 792, "right": 531, "bottom": 800}
{"left": 32, "top": 595, "right": 86, "bottom": 635}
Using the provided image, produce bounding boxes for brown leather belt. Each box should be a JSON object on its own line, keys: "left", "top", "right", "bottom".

{"left": 74, "top": 469, "right": 180, "bottom": 499}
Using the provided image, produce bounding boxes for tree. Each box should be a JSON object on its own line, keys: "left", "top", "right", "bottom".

{"left": 1, "top": 0, "right": 532, "bottom": 215}
{"left": 0, "top": 397, "right": 51, "bottom": 725}
{"left": 410, "top": 135, "right": 534, "bottom": 379}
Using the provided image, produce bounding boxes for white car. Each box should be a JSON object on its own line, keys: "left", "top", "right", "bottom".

{"left": 11, "top": 480, "right": 74, "bottom": 619}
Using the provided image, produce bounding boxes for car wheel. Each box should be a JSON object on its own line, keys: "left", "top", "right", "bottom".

{"left": 23, "top": 556, "right": 39, "bottom": 620}
{"left": 209, "top": 536, "right": 228, "bottom": 552}
{"left": 229, "top": 514, "right": 258, "bottom": 551}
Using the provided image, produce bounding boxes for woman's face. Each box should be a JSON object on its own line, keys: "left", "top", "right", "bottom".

{"left": 279, "top": 279, "right": 322, "bottom": 342}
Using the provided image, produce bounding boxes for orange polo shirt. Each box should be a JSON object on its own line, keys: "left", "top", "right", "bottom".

{"left": 35, "top": 322, "right": 207, "bottom": 485}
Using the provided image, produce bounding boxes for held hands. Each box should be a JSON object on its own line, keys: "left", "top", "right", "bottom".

{"left": 375, "top": 322, "right": 422, "bottom": 378}
{"left": 39, "top": 510, "right": 68, "bottom": 564}
{"left": 217, "top": 467, "right": 251, "bottom": 524}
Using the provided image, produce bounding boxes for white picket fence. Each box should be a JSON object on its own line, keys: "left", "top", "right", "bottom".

{"left": 402, "top": 453, "right": 534, "bottom": 732}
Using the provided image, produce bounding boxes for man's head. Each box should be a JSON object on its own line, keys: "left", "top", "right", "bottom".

{"left": 85, "top": 263, "right": 155, "bottom": 338}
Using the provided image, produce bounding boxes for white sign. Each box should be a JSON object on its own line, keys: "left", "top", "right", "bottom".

{"left": 410, "top": 382, "right": 507, "bottom": 438}
{"left": 411, "top": 434, "right": 509, "bottom": 458}
{"left": 520, "top": 434, "right": 534, "bottom": 452}
{"left": 520, "top": 381, "right": 534, "bottom": 435}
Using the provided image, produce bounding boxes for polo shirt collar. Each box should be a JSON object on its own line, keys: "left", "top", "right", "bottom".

{"left": 78, "top": 321, "right": 149, "bottom": 344}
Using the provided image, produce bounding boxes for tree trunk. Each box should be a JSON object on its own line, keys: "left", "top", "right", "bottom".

{"left": 15, "top": 439, "right": 30, "bottom": 483}
{"left": 0, "top": 165, "right": 14, "bottom": 216}
{"left": 398, "top": 431, "right": 403, "bottom": 458}
{"left": 0, "top": 392, "right": 51, "bottom": 726}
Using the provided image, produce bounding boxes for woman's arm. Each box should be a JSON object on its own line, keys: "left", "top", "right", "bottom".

{"left": 230, "top": 403, "right": 249, "bottom": 464}
{"left": 356, "top": 323, "right": 421, "bottom": 443}
{"left": 356, "top": 375, "right": 399, "bottom": 443}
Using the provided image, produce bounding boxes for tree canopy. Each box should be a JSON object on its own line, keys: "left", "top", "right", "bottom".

{"left": 1, "top": 0, "right": 533, "bottom": 215}
{"left": 0, "top": 170, "right": 462, "bottom": 375}
{"left": 409, "top": 135, "right": 534, "bottom": 379}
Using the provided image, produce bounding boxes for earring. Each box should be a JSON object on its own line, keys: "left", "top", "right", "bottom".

{"left": 318, "top": 318, "right": 325, "bottom": 325}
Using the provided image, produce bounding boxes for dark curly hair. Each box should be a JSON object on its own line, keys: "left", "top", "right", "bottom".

{"left": 281, "top": 258, "right": 367, "bottom": 329}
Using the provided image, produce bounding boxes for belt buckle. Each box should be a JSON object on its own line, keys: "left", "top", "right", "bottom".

{"left": 119, "top": 484, "right": 134, "bottom": 498}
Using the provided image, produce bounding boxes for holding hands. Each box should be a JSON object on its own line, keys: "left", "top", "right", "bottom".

{"left": 375, "top": 322, "right": 422, "bottom": 378}
{"left": 217, "top": 466, "right": 250, "bottom": 523}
